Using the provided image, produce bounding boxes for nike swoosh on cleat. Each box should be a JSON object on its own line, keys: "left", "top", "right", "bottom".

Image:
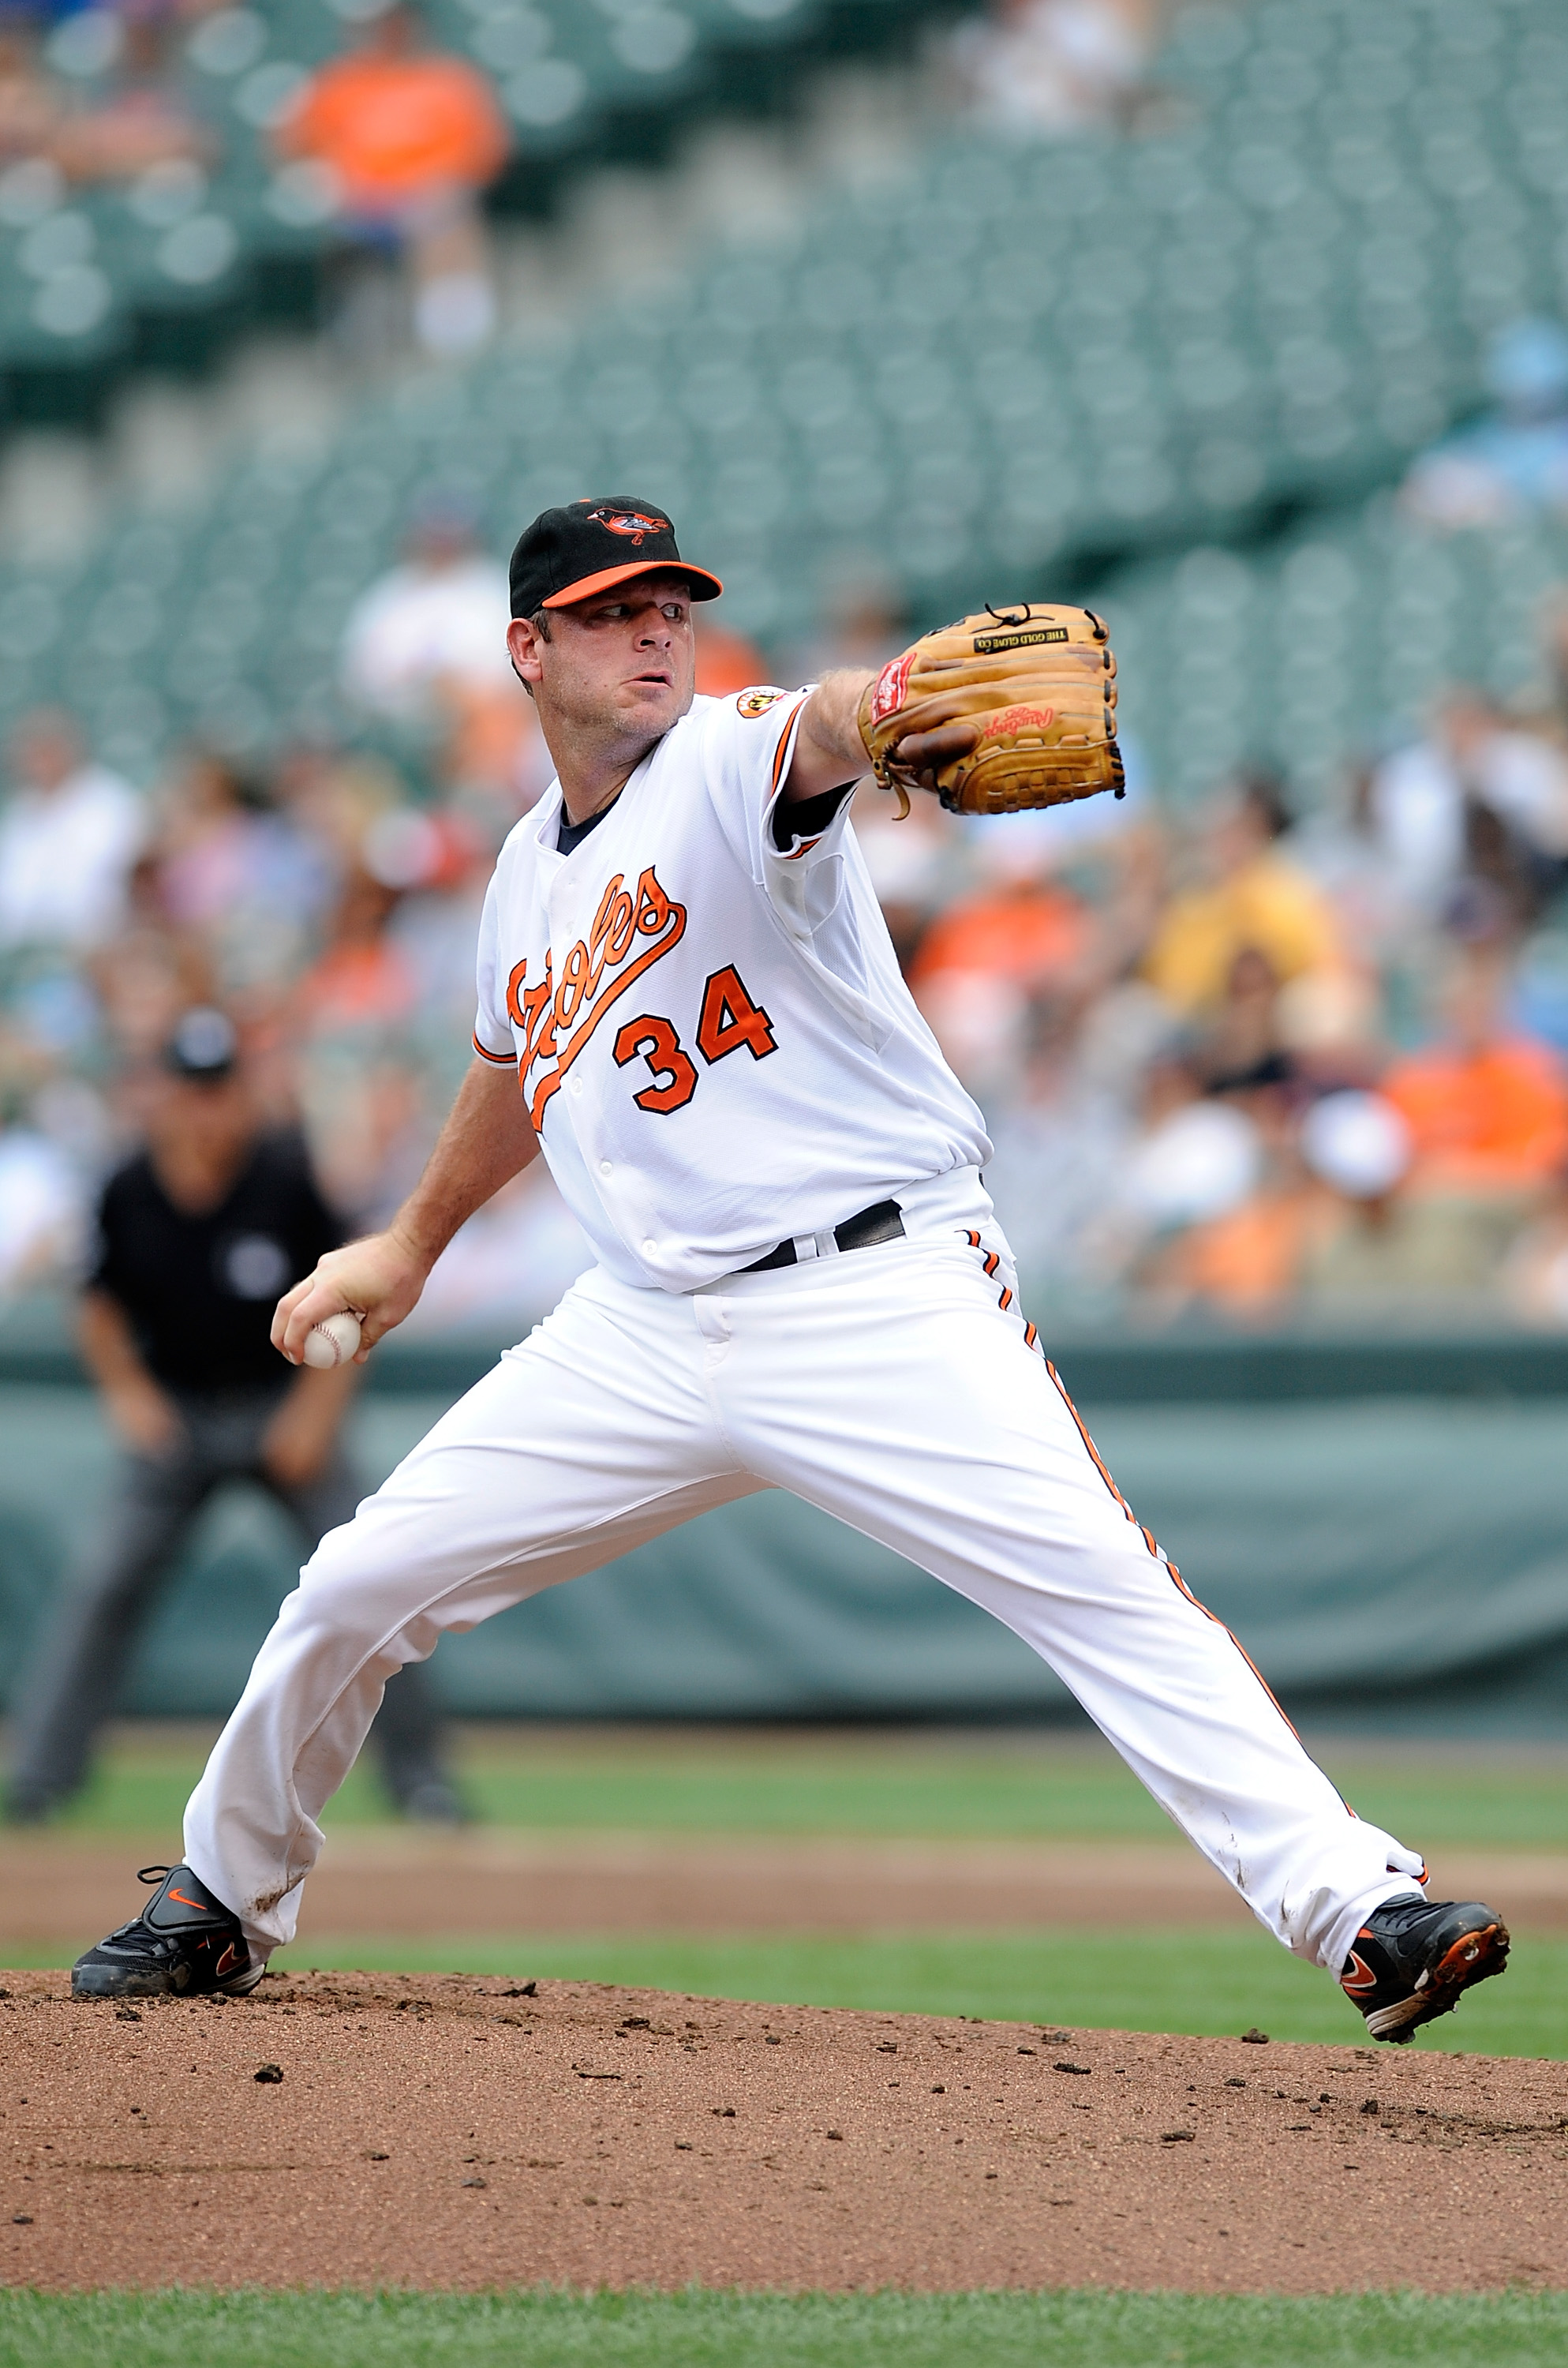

{"left": 1340, "top": 1949, "right": 1378, "bottom": 1997}
{"left": 167, "top": 1888, "right": 215, "bottom": 1913}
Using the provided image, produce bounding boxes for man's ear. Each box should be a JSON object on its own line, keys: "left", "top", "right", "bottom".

{"left": 507, "top": 616, "right": 545, "bottom": 689}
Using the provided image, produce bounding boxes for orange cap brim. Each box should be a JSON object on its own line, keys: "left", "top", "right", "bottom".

{"left": 541, "top": 558, "right": 724, "bottom": 609}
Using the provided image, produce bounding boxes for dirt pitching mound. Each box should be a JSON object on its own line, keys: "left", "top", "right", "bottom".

{"left": 2, "top": 1970, "right": 1564, "bottom": 2294}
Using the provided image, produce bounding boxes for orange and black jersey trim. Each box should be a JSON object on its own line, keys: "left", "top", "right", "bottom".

{"left": 962, "top": 1227, "right": 1020, "bottom": 1323}
{"left": 766, "top": 696, "right": 856, "bottom": 860}
{"left": 473, "top": 1032, "right": 518, "bottom": 1067}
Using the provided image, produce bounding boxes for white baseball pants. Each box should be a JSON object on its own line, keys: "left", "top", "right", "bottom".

{"left": 184, "top": 1167, "right": 1424, "bottom": 1975}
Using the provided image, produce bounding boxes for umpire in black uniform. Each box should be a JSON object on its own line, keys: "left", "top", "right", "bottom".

{"left": 4, "top": 1008, "right": 462, "bottom": 1825}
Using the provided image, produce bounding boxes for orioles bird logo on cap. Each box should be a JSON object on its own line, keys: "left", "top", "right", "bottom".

{"left": 587, "top": 507, "right": 668, "bottom": 543}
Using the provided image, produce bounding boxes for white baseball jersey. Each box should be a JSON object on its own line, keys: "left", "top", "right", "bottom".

{"left": 472, "top": 687, "right": 991, "bottom": 1292}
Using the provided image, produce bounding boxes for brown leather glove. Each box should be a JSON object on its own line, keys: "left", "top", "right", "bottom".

{"left": 858, "top": 602, "right": 1124, "bottom": 817}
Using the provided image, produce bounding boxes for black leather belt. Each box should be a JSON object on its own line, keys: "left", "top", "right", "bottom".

{"left": 741, "top": 1198, "right": 905, "bottom": 1274}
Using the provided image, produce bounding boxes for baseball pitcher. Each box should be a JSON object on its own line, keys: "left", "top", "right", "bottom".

{"left": 75, "top": 497, "right": 1508, "bottom": 2044}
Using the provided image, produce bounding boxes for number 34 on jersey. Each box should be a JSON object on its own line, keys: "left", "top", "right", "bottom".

{"left": 505, "top": 864, "right": 776, "bottom": 1129}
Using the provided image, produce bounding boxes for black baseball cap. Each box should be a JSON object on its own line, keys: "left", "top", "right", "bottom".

{"left": 509, "top": 495, "right": 722, "bottom": 617}
{"left": 163, "top": 1006, "right": 238, "bottom": 1081}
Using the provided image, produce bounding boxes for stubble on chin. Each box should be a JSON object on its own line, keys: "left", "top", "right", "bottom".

{"left": 621, "top": 678, "right": 688, "bottom": 732}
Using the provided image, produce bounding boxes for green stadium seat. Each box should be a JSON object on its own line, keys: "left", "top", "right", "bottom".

{"left": 3, "top": 0, "right": 1568, "bottom": 781}
{"left": 0, "top": 0, "right": 958, "bottom": 399}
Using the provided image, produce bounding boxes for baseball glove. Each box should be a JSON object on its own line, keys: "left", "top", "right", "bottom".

{"left": 856, "top": 603, "right": 1124, "bottom": 818}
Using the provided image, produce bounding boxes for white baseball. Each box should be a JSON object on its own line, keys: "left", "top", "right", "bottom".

{"left": 302, "top": 1310, "right": 362, "bottom": 1369}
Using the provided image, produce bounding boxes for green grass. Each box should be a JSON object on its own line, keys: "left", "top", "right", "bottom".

{"left": 8, "top": 1923, "right": 1560, "bottom": 2054}
{"left": 3, "top": 2288, "right": 1568, "bottom": 2367}
{"left": 43, "top": 1725, "right": 1568, "bottom": 1852}
{"left": 17, "top": 1729, "right": 1566, "bottom": 2062}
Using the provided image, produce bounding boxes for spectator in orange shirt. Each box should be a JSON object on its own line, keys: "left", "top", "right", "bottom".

{"left": 275, "top": 4, "right": 509, "bottom": 358}
{"left": 908, "top": 856, "right": 1094, "bottom": 1098}
{"left": 294, "top": 865, "right": 416, "bottom": 1041}
{"left": 1382, "top": 950, "right": 1568, "bottom": 1197}
{"left": 1162, "top": 1189, "right": 1321, "bottom": 1321}
{"left": 910, "top": 868, "right": 1091, "bottom": 995}
{"left": 1144, "top": 1066, "right": 1347, "bottom": 1325}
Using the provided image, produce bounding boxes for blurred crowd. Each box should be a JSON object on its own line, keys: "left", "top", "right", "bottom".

{"left": 866, "top": 586, "right": 1568, "bottom": 1332}
{"left": 0, "top": 0, "right": 508, "bottom": 358}
{"left": 0, "top": 0, "right": 218, "bottom": 189}
{"left": 275, "top": 2, "right": 507, "bottom": 362}
{"left": 1403, "top": 318, "right": 1568, "bottom": 532}
{"left": 8, "top": 515, "right": 1568, "bottom": 1337}
{"left": 0, "top": 0, "right": 1173, "bottom": 362}
{"left": 947, "top": 0, "right": 1165, "bottom": 137}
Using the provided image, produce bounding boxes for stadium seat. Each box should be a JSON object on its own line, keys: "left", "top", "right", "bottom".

{"left": 2, "top": 0, "right": 1567, "bottom": 793}
{"left": 0, "top": 0, "right": 953, "bottom": 417}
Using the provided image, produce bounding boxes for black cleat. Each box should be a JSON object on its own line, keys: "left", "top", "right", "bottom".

{"left": 72, "top": 1864, "right": 261, "bottom": 2000}
{"left": 1341, "top": 1894, "right": 1510, "bottom": 2043}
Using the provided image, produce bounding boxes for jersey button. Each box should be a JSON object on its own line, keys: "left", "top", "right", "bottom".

{"left": 599, "top": 1158, "right": 612, "bottom": 1175}
{"left": 643, "top": 1240, "right": 657, "bottom": 1256}
{"left": 571, "top": 1077, "right": 582, "bottom": 1095}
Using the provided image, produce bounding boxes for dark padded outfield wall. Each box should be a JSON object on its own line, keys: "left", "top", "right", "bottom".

{"left": 2, "top": 1320, "right": 1567, "bottom": 1733}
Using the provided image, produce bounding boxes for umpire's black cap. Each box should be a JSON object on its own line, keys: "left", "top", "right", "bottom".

{"left": 509, "top": 496, "right": 722, "bottom": 618}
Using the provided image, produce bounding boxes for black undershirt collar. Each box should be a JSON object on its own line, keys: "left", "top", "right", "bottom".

{"left": 556, "top": 796, "right": 619, "bottom": 857}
